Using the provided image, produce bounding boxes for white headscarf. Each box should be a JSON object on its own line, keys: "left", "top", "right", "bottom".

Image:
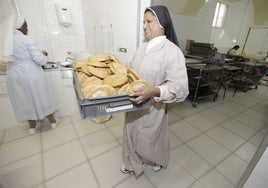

{"left": 15, "top": 16, "right": 25, "bottom": 29}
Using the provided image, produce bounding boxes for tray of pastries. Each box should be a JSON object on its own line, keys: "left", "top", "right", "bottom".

{"left": 72, "top": 53, "right": 151, "bottom": 119}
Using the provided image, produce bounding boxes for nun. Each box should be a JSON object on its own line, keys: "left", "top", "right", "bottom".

{"left": 121, "top": 5, "right": 189, "bottom": 176}
{"left": 6, "top": 16, "right": 58, "bottom": 135}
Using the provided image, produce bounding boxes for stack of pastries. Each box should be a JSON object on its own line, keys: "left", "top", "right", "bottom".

{"left": 73, "top": 53, "right": 148, "bottom": 99}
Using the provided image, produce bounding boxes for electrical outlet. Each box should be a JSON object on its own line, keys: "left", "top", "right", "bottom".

{"left": 118, "top": 48, "right": 127, "bottom": 53}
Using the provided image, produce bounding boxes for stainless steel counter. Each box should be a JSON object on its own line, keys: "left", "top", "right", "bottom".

{"left": 0, "top": 64, "right": 75, "bottom": 77}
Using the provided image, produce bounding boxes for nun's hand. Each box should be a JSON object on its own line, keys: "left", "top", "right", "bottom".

{"left": 129, "top": 85, "right": 160, "bottom": 104}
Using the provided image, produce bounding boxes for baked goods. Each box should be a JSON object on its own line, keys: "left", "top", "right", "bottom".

{"left": 81, "top": 65, "right": 91, "bottom": 76}
{"left": 108, "top": 53, "right": 121, "bottom": 64}
{"left": 117, "top": 83, "right": 130, "bottom": 95}
{"left": 127, "top": 68, "right": 141, "bottom": 80}
{"left": 110, "top": 62, "right": 128, "bottom": 75}
{"left": 87, "top": 66, "right": 111, "bottom": 79}
{"left": 74, "top": 53, "right": 148, "bottom": 99}
{"left": 88, "top": 54, "right": 109, "bottom": 62}
{"left": 87, "top": 60, "right": 109, "bottom": 68}
{"left": 127, "top": 79, "right": 148, "bottom": 94}
{"left": 72, "top": 61, "right": 87, "bottom": 68}
{"left": 103, "top": 74, "right": 128, "bottom": 87}
{"left": 84, "top": 84, "right": 116, "bottom": 98}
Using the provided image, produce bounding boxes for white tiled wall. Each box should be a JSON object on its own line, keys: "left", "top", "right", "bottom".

{"left": 11, "top": 0, "right": 87, "bottom": 62}
{"left": 81, "top": 0, "right": 143, "bottom": 64}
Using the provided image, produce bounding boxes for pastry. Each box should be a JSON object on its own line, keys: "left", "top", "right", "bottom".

{"left": 103, "top": 74, "right": 128, "bottom": 87}
{"left": 127, "top": 79, "right": 148, "bottom": 94}
{"left": 87, "top": 66, "right": 111, "bottom": 79}
{"left": 84, "top": 84, "right": 116, "bottom": 98}
{"left": 110, "top": 62, "right": 127, "bottom": 75}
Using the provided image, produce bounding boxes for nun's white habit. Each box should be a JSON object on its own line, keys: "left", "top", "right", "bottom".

{"left": 122, "top": 5, "right": 189, "bottom": 176}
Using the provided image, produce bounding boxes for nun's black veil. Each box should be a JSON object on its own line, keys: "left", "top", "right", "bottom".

{"left": 146, "top": 5, "right": 179, "bottom": 47}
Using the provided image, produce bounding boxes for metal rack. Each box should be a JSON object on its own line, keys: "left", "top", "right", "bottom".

{"left": 187, "top": 64, "right": 224, "bottom": 107}
{"left": 231, "top": 61, "right": 268, "bottom": 96}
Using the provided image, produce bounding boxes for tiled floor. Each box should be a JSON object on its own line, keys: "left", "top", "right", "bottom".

{"left": 0, "top": 85, "right": 267, "bottom": 188}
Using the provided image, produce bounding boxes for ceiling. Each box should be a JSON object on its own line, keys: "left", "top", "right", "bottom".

{"left": 160, "top": 0, "right": 268, "bottom": 25}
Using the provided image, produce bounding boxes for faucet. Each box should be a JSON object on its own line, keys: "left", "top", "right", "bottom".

{"left": 65, "top": 50, "right": 74, "bottom": 62}
{"left": 65, "top": 56, "right": 74, "bottom": 62}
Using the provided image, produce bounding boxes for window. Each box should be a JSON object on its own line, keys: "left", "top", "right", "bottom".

{"left": 212, "top": 2, "right": 228, "bottom": 28}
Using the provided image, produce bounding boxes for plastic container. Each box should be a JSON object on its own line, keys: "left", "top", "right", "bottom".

{"left": 73, "top": 73, "right": 151, "bottom": 119}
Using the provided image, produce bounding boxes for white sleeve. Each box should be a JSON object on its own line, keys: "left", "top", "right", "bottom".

{"left": 26, "top": 36, "right": 47, "bottom": 65}
{"left": 154, "top": 86, "right": 175, "bottom": 102}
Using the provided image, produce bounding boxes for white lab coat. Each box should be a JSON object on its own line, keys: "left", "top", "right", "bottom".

{"left": 7, "top": 30, "right": 57, "bottom": 120}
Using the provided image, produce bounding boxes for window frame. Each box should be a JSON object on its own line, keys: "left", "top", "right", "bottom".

{"left": 212, "top": 2, "right": 228, "bottom": 28}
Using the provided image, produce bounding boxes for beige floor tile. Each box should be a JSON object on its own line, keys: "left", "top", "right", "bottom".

{"left": 171, "top": 144, "right": 211, "bottom": 179}
{"left": 80, "top": 128, "right": 119, "bottom": 159}
{"left": 43, "top": 140, "right": 87, "bottom": 180}
{"left": 212, "top": 105, "right": 239, "bottom": 118}
{"left": 169, "top": 131, "right": 183, "bottom": 149}
{"left": 55, "top": 116, "right": 72, "bottom": 126}
{"left": 187, "top": 134, "right": 230, "bottom": 165}
{"left": 90, "top": 146, "right": 128, "bottom": 188}
{"left": 244, "top": 109, "right": 268, "bottom": 123}
{"left": 184, "top": 113, "right": 217, "bottom": 132}
{"left": 74, "top": 119, "right": 104, "bottom": 137}
{"left": 221, "top": 100, "right": 248, "bottom": 113}
{"left": 233, "top": 113, "right": 267, "bottom": 131}
{"left": 190, "top": 181, "right": 206, "bottom": 188}
{"left": 206, "top": 126, "right": 245, "bottom": 151}
{"left": 42, "top": 124, "right": 77, "bottom": 150}
{"left": 144, "top": 158, "right": 195, "bottom": 188}
{"left": 104, "top": 113, "right": 124, "bottom": 127}
{"left": 252, "top": 101, "right": 268, "bottom": 114}
{"left": 172, "top": 103, "right": 196, "bottom": 118}
{"left": 168, "top": 120, "right": 201, "bottom": 142}
{"left": 2, "top": 125, "right": 30, "bottom": 143}
{"left": 216, "top": 154, "right": 248, "bottom": 185}
{"left": 233, "top": 95, "right": 259, "bottom": 107}
{"left": 168, "top": 111, "right": 181, "bottom": 124}
{"left": 199, "top": 170, "right": 235, "bottom": 188}
{"left": 34, "top": 183, "right": 45, "bottom": 188}
{"left": 220, "top": 119, "right": 256, "bottom": 140}
{"left": 0, "top": 134, "right": 41, "bottom": 167}
{"left": 70, "top": 111, "right": 83, "bottom": 122}
{"left": 0, "top": 154, "right": 42, "bottom": 188}
{"left": 260, "top": 125, "right": 268, "bottom": 134}
{"left": 200, "top": 108, "right": 228, "bottom": 124}
{"left": 45, "top": 162, "right": 99, "bottom": 188}
{"left": 235, "top": 142, "right": 258, "bottom": 163}
{"left": 107, "top": 123, "right": 124, "bottom": 139}
{"left": 115, "top": 175, "right": 154, "bottom": 188}
{"left": 249, "top": 132, "right": 265, "bottom": 146}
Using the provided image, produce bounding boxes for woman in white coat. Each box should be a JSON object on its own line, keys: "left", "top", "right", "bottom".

{"left": 7, "top": 17, "right": 58, "bottom": 135}
{"left": 121, "top": 5, "right": 189, "bottom": 176}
